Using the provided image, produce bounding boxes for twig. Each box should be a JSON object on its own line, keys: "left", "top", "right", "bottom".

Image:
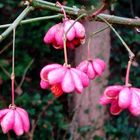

{"left": 0, "top": 41, "right": 12, "bottom": 54}
{"left": 0, "top": 6, "right": 34, "bottom": 42}
{"left": 27, "top": 97, "right": 56, "bottom": 140}
{"left": 17, "top": 59, "right": 34, "bottom": 88}
{"left": 0, "top": 14, "right": 63, "bottom": 29}
{"left": 98, "top": 15, "right": 135, "bottom": 58}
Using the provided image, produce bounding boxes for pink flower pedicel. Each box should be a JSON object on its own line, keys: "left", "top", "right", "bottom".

{"left": 40, "top": 63, "right": 89, "bottom": 96}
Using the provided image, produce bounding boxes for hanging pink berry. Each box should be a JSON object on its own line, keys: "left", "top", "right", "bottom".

{"left": 100, "top": 85, "right": 140, "bottom": 116}
{"left": 0, "top": 105, "right": 30, "bottom": 136}
{"left": 77, "top": 59, "right": 106, "bottom": 79}
{"left": 40, "top": 63, "right": 89, "bottom": 96}
{"left": 43, "top": 19, "right": 85, "bottom": 49}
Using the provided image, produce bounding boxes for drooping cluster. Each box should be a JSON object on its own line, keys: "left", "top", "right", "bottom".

{"left": 100, "top": 85, "right": 140, "bottom": 116}
{"left": 44, "top": 19, "right": 85, "bottom": 49}
{"left": 40, "top": 63, "right": 90, "bottom": 96}
{"left": 0, "top": 105, "right": 30, "bottom": 136}
{"left": 77, "top": 59, "right": 106, "bottom": 79}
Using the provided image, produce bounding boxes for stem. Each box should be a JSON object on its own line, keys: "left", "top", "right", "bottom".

{"left": 56, "top": 2, "right": 67, "bottom": 20}
{"left": 63, "top": 32, "right": 68, "bottom": 65}
{"left": 87, "top": 38, "right": 91, "bottom": 60}
{"left": 11, "top": 28, "right": 16, "bottom": 106}
{"left": 89, "top": 25, "right": 109, "bottom": 37}
{"left": 98, "top": 15, "right": 135, "bottom": 58}
{"left": 0, "top": 14, "right": 63, "bottom": 29}
{"left": 125, "top": 58, "right": 133, "bottom": 86}
{"left": 0, "top": 6, "right": 33, "bottom": 42}
{"left": 63, "top": 14, "right": 86, "bottom": 65}
{"left": 18, "top": 59, "right": 34, "bottom": 88}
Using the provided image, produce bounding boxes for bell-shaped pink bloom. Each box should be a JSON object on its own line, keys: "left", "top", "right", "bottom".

{"left": 77, "top": 59, "right": 106, "bottom": 79}
{"left": 40, "top": 63, "right": 89, "bottom": 96}
{"left": 100, "top": 85, "right": 140, "bottom": 116}
{"left": 44, "top": 19, "right": 85, "bottom": 49}
{"left": 0, "top": 105, "right": 30, "bottom": 136}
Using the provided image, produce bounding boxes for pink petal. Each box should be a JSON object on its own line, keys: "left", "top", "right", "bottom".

{"left": 55, "top": 24, "right": 64, "bottom": 46}
{"left": 44, "top": 24, "right": 59, "bottom": 44}
{"left": 16, "top": 107, "right": 30, "bottom": 132}
{"left": 70, "top": 70, "right": 83, "bottom": 93}
{"left": 129, "top": 88, "right": 140, "bottom": 116}
{"left": 104, "top": 85, "right": 123, "bottom": 98}
{"left": 13, "top": 111, "right": 24, "bottom": 136}
{"left": 118, "top": 87, "right": 131, "bottom": 109}
{"left": 64, "top": 20, "right": 75, "bottom": 41}
{"left": 0, "top": 109, "right": 9, "bottom": 121}
{"left": 87, "top": 62, "right": 96, "bottom": 79}
{"left": 40, "top": 80, "right": 49, "bottom": 89}
{"left": 77, "top": 60, "right": 88, "bottom": 73}
{"left": 110, "top": 100, "right": 123, "bottom": 115}
{"left": 72, "top": 68, "right": 89, "bottom": 87}
{"left": 92, "top": 59, "right": 105, "bottom": 76}
{"left": 61, "top": 70, "right": 75, "bottom": 93}
{"left": 73, "top": 20, "right": 85, "bottom": 39}
{"left": 99, "top": 95, "right": 114, "bottom": 105}
{"left": 94, "top": 59, "right": 106, "bottom": 71}
{"left": 1, "top": 110, "right": 15, "bottom": 133}
{"left": 40, "top": 64, "right": 62, "bottom": 81}
{"left": 48, "top": 67, "right": 67, "bottom": 84}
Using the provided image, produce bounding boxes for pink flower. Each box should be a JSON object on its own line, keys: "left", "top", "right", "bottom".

{"left": 77, "top": 59, "right": 106, "bottom": 79}
{"left": 100, "top": 85, "right": 140, "bottom": 116}
{"left": 0, "top": 105, "right": 30, "bottom": 136}
{"left": 44, "top": 19, "right": 85, "bottom": 49}
{"left": 40, "top": 63, "right": 89, "bottom": 96}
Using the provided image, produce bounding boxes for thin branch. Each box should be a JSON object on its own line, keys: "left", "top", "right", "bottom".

{"left": 0, "top": 14, "right": 63, "bottom": 29}
{"left": 0, "top": 6, "right": 34, "bottom": 42}
{"left": 31, "top": 0, "right": 140, "bottom": 27}
{"left": 98, "top": 15, "right": 135, "bottom": 58}
{"left": 0, "top": 41, "right": 12, "bottom": 54}
{"left": 17, "top": 59, "right": 34, "bottom": 88}
{"left": 27, "top": 97, "right": 56, "bottom": 140}
{"left": 31, "top": 0, "right": 79, "bottom": 16}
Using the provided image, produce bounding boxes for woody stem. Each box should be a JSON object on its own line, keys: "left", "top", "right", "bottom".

{"left": 11, "top": 28, "right": 16, "bottom": 106}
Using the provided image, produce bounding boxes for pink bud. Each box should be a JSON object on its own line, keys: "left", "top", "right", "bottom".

{"left": 129, "top": 88, "right": 140, "bottom": 116}
{"left": 73, "top": 20, "right": 85, "bottom": 39}
{"left": 92, "top": 59, "right": 106, "bottom": 76}
{"left": 55, "top": 24, "right": 64, "bottom": 46}
{"left": 44, "top": 24, "right": 59, "bottom": 44}
{"left": 118, "top": 87, "right": 131, "bottom": 109}
{"left": 64, "top": 20, "right": 75, "bottom": 41}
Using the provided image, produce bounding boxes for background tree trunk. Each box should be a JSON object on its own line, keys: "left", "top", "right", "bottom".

{"left": 70, "top": 11, "right": 111, "bottom": 140}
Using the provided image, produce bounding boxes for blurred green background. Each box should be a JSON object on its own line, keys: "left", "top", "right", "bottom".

{"left": 0, "top": 0, "right": 140, "bottom": 139}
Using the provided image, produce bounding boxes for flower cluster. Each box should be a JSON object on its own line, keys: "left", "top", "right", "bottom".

{"left": 40, "top": 63, "right": 90, "bottom": 96}
{"left": 0, "top": 105, "right": 30, "bottom": 136}
{"left": 77, "top": 59, "right": 106, "bottom": 79}
{"left": 44, "top": 19, "right": 85, "bottom": 49}
{"left": 100, "top": 85, "right": 140, "bottom": 116}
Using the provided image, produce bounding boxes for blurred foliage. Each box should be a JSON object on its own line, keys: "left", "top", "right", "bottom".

{"left": 0, "top": 0, "right": 140, "bottom": 140}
